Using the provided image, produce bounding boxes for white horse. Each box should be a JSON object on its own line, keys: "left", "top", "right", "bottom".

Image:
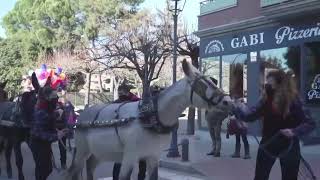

{"left": 63, "top": 60, "right": 234, "bottom": 180}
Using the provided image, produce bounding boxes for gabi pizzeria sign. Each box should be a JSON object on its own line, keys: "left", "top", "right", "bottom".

{"left": 306, "top": 74, "right": 320, "bottom": 104}
{"left": 200, "top": 22, "right": 320, "bottom": 58}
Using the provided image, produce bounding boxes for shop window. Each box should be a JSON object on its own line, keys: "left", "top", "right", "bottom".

{"left": 222, "top": 54, "right": 247, "bottom": 99}
{"left": 305, "top": 42, "right": 320, "bottom": 105}
{"left": 260, "top": 46, "right": 301, "bottom": 92}
{"left": 202, "top": 57, "right": 220, "bottom": 87}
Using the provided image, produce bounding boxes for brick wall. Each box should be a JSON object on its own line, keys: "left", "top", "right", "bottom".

{"left": 199, "top": 0, "right": 261, "bottom": 30}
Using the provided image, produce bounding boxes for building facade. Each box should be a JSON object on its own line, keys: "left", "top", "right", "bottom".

{"left": 196, "top": 0, "right": 320, "bottom": 141}
{"left": 81, "top": 73, "right": 115, "bottom": 93}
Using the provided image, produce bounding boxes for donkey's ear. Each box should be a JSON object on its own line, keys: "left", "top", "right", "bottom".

{"left": 182, "top": 59, "right": 197, "bottom": 79}
{"left": 45, "top": 76, "right": 52, "bottom": 87}
{"left": 31, "top": 72, "right": 40, "bottom": 92}
{"left": 210, "top": 77, "right": 218, "bottom": 85}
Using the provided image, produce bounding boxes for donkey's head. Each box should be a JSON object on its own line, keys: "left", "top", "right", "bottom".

{"left": 31, "top": 72, "right": 59, "bottom": 112}
{"left": 182, "top": 59, "right": 233, "bottom": 111}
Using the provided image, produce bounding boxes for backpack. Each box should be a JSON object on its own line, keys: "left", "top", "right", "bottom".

{"left": 227, "top": 116, "right": 248, "bottom": 138}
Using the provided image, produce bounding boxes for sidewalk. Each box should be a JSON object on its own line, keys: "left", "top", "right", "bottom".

{"left": 160, "top": 120, "right": 320, "bottom": 180}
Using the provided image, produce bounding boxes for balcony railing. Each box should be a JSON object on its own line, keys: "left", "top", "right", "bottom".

{"left": 261, "top": 0, "right": 292, "bottom": 7}
{"left": 200, "top": 0, "right": 237, "bottom": 15}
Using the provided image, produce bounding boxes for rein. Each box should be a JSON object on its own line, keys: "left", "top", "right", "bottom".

{"left": 51, "top": 138, "right": 74, "bottom": 172}
{"left": 253, "top": 132, "right": 294, "bottom": 159}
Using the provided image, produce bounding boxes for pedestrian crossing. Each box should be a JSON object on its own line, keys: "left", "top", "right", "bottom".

{"left": 97, "top": 168, "right": 205, "bottom": 180}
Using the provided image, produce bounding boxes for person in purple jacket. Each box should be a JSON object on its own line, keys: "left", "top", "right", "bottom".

{"left": 234, "top": 69, "right": 316, "bottom": 180}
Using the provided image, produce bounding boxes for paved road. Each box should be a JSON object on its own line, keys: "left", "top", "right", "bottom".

{"left": 0, "top": 141, "right": 203, "bottom": 180}
{"left": 0, "top": 142, "right": 113, "bottom": 180}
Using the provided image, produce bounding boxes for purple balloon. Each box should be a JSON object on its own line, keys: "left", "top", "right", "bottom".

{"left": 41, "top": 64, "right": 47, "bottom": 71}
{"left": 56, "top": 67, "right": 63, "bottom": 75}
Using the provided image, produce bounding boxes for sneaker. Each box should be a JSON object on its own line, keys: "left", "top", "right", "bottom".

{"left": 243, "top": 154, "right": 251, "bottom": 159}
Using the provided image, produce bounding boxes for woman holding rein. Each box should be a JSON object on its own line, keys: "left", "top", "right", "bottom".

{"left": 234, "top": 69, "right": 315, "bottom": 180}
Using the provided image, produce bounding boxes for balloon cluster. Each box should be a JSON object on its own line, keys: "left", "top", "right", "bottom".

{"left": 34, "top": 64, "right": 67, "bottom": 90}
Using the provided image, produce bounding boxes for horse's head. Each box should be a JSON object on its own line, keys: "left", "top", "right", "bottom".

{"left": 182, "top": 59, "right": 233, "bottom": 111}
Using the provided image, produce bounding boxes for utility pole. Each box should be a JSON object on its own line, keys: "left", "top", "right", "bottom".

{"left": 172, "top": 0, "right": 178, "bottom": 84}
{"left": 167, "top": 0, "right": 182, "bottom": 158}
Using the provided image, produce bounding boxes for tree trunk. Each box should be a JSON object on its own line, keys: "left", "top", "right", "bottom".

{"left": 134, "top": 77, "right": 141, "bottom": 97}
{"left": 85, "top": 72, "right": 92, "bottom": 108}
{"left": 142, "top": 79, "right": 151, "bottom": 101}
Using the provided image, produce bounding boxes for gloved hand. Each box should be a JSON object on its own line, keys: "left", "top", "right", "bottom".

{"left": 234, "top": 106, "right": 244, "bottom": 120}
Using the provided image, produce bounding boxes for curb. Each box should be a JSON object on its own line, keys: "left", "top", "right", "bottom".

{"left": 159, "top": 159, "right": 205, "bottom": 177}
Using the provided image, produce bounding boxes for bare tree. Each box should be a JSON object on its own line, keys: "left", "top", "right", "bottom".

{"left": 104, "top": 68, "right": 142, "bottom": 100}
{"left": 99, "top": 11, "right": 172, "bottom": 99}
{"left": 75, "top": 44, "right": 110, "bottom": 106}
{"left": 202, "top": 60, "right": 219, "bottom": 75}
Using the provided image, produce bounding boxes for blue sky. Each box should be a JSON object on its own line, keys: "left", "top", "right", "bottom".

{"left": 0, "top": 0, "right": 200, "bottom": 38}
{"left": 0, "top": 0, "right": 17, "bottom": 37}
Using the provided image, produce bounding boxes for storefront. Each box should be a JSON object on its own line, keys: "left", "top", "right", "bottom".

{"left": 199, "top": 20, "right": 320, "bottom": 139}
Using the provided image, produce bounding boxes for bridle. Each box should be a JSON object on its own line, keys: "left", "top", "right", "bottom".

{"left": 190, "top": 76, "right": 226, "bottom": 107}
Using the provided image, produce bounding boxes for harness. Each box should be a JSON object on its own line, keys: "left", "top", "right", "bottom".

{"left": 254, "top": 132, "right": 294, "bottom": 159}
{"left": 190, "top": 76, "right": 225, "bottom": 107}
{"left": 139, "top": 97, "right": 177, "bottom": 134}
{"left": 76, "top": 76, "right": 226, "bottom": 134}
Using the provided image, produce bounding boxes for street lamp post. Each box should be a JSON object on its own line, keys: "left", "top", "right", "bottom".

{"left": 167, "top": 0, "right": 182, "bottom": 158}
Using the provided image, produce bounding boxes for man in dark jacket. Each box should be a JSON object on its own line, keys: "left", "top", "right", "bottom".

{"left": 112, "top": 83, "right": 146, "bottom": 180}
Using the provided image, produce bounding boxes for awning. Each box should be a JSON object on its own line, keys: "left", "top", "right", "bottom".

{"left": 200, "top": 21, "right": 320, "bottom": 58}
